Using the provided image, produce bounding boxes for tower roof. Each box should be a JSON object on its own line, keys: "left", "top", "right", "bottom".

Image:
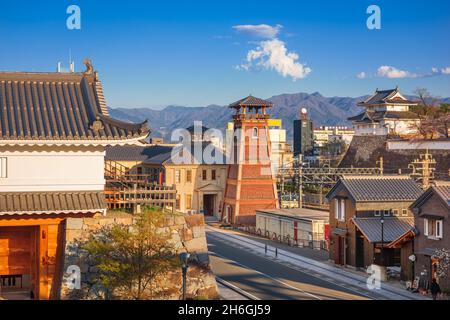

{"left": 357, "top": 87, "right": 418, "bottom": 107}
{"left": 229, "top": 95, "right": 273, "bottom": 108}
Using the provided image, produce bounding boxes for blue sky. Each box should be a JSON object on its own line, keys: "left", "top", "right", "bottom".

{"left": 0, "top": 0, "right": 449, "bottom": 108}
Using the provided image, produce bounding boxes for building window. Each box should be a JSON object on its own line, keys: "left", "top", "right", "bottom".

{"left": 334, "top": 198, "right": 345, "bottom": 221}
{"left": 175, "top": 170, "right": 181, "bottom": 183}
{"left": 202, "top": 169, "right": 207, "bottom": 180}
{"left": 0, "top": 158, "right": 6, "bottom": 178}
{"left": 186, "top": 170, "right": 192, "bottom": 183}
{"left": 185, "top": 194, "right": 192, "bottom": 210}
{"left": 211, "top": 169, "right": 216, "bottom": 180}
{"left": 402, "top": 209, "right": 408, "bottom": 216}
{"left": 176, "top": 195, "right": 180, "bottom": 210}
{"left": 374, "top": 210, "right": 381, "bottom": 217}
{"left": 252, "top": 127, "right": 258, "bottom": 139}
{"left": 424, "top": 218, "right": 443, "bottom": 239}
{"left": 383, "top": 210, "right": 390, "bottom": 217}
{"left": 393, "top": 209, "right": 399, "bottom": 217}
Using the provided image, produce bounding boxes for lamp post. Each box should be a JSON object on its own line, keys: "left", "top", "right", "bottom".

{"left": 179, "top": 252, "right": 190, "bottom": 300}
{"left": 380, "top": 216, "right": 385, "bottom": 266}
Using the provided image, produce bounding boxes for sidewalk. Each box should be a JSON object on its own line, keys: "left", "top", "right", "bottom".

{"left": 206, "top": 224, "right": 430, "bottom": 300}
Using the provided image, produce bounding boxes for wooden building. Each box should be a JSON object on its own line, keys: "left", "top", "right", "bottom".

{"left": 326, "top": 175, "right": 423, "bottom": 280}
{"left": 105, "top": 141, "right": 227, "bottom": 219}
{"left": 410, "top": 184, "right": 450, "bottom": 289}
{"left": 0, "top": 61, "right": 149, "bottom": 299}
{"left": 223, "top": 96, "right": 278, "bottom": 225}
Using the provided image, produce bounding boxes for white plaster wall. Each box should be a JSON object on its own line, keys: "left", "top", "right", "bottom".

{"left": 0, "top": 147, "right": 105, "bottom": 192}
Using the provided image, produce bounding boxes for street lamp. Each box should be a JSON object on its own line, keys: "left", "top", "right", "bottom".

{"left": 380, "top": 216, "right": 385, "bottom": 266}
{"left": 179, "top": 252, "right": 190, "bottom": 300}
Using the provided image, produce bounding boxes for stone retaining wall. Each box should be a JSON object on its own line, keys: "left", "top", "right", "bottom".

{"left": 60, "top": 212, "right": 218, "bottom": 300}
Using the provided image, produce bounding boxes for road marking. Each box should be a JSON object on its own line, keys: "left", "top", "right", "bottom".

{"left": 210, "top": 250, "right": 323, "bottom": 300}
{"left": 207, "top": 231, "right": 374, "bottom": 300}
{"left": 216, "top": 277, "right": 260, "bottom": 300}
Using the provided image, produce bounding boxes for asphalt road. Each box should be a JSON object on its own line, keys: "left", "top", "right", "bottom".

{"left": 207, "top": 230, "right": 369, "bottom": 300}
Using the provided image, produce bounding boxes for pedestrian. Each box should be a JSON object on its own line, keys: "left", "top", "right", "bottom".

{"left": 430, "top": 278, "right": 441, "bottom": 300}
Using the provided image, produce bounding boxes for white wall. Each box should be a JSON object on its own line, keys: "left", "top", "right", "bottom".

{"left": 0, "top": 146, "right": 105, "bottom": 192}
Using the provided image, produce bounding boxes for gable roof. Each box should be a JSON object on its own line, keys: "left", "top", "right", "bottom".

{"left": 410, "top": 185, "right": 450, "bottom": 211}
{"left": 0, "top": 70, "right": 149, "bottom": 144}
{"left": 229, "top": 95, "right": 273, "bottom": 108}
{"left": 357, "top": 87, "right": 418, "bottom": 107}
{"left": 164, "top": 141, "right": 226, "bottom": 165}
{"left": 352, "top": 217, "right": 415, "bottom": 244}
{"left": 326, "top": 175, "right": 423, "bottom": 203}
{"left": 105, "top": 145, "right": 173, "bottom": 164}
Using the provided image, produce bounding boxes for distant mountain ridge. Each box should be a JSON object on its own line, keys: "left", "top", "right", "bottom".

{"left": 109, "top": 92, "right": 450, "bottom": 143}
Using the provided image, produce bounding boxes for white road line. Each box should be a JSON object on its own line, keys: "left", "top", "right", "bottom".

{"left": 210, "top": 250, "right": 323, "bottom": 300}
{"left": 207, "top": 231, "right": 374, "bottom": 300}
{"left": 216, "top": 277, "right": 260, "bottom": 300}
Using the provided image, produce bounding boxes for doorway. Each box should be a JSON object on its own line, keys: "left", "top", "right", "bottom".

{"left": 203, "top": 194, "right": 215, "bottom": 216}
{"left": 0, "top": 226, "right": 37, "bottom": 300}
{"left": 355, "top": 233, "right": 365, "bottom": 268}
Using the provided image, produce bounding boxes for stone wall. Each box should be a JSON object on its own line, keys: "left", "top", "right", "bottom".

{"left": 60, "top": 212, "right": 218, "bottom": 300}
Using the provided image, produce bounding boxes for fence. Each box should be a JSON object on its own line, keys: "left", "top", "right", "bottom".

{"left": 234, "top": 225, "right": 329, "bottom": 252}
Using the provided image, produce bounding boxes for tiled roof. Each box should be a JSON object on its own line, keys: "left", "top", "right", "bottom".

{"left": 106, "top": 145, "right": 174, "bottom": 163}
{"left": 164, "top": 141, "right": 226, "bottom": 165}
{"left": 352, "top": 217, "right": 415, "bottom": 243}
{"left": 229, "top": 95, "right": 273, "bottom": 108}
{"left": 410, "top": 185, "right": 450, "bottom": 211}
{"left": 0, "top": 71, "right": 149, "bottom": 143}
{"left": 348, "top": 110, "right": 419, "bottom": 122}
{"left": 326, "top": 175, "right": 423, "bottom": 202}
{"left": 357, "top": 88, "right": 418, "bottom": 106}
{"left": 434, "top": 185, "right": 450, "bottom": 207}
{"left": 0, "top": 191, "right": 106, "bottom": 215}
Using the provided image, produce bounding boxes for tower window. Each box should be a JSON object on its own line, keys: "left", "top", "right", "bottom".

{"left": 252, "top": 127, "right": 258, "bottom": 139}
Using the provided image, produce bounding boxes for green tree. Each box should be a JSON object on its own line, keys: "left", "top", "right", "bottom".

{"left": 83, "top": 207, "right": 179, "bottom": 299}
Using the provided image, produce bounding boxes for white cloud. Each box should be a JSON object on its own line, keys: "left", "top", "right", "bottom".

{"left": 237, "top": 38, "right": 311, "bottom": 81}
{"left": 377, "top": 65, "right": 417, "bottom": 78}
{"left": 232, "top": 24, "right": 282, "bottom": 39}
{"left": 356, "top": 71, "right": 367, "bottom": 79}
{"left": 440, "top": 67, "right": 450, "bottom": 74}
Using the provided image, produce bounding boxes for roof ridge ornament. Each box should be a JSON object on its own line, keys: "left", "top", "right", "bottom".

{"left": 83, "top": 58, "right": 94, "bottom": 75}
{"left": 91, "top": 116, "right": 104, "bottom": 131}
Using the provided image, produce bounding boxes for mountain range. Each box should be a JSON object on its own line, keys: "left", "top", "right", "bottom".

{"left": 109, "top": 92, "right": 450, "bottom": 143}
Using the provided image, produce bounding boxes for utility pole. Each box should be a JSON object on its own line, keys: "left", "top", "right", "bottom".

{"left": 298, "top": 154, "right": 303, "bottom": 208}
{"left": 409, "top": 149, "right": 436, "bottom": 190}
{"left": 376, "top": 157, "right": 384, "bottom": 175}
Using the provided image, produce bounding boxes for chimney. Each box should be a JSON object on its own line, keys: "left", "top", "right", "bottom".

{"left": 57, "top": 62, "right": 62, "bottom": 73}
{"left": 70, "top": 61, "right": 75, "bottom": 73}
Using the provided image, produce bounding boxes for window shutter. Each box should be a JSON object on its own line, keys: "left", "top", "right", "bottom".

{"left": 437, "top": 220, "right": 443, "bottom": 238}
{"left": 424, "top": 218, "right": 429, "bottom": 236}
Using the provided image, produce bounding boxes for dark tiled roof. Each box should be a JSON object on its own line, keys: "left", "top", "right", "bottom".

{"left": 229, "top": 95, "right": 273, "bottom": 108}
{"left": 105, "top": 145, "right": 173, "bottom": 164}
{"left": 357, "top": 88, "right": 418, "bottom": 106}
{"left": 410, "top": 185, "right": 450, "bottom": 211}
{"left": 164, "top": 141, "right": 226, "bottom": 165}
{"left": 348, "top": 110, "right": 420, "bottom": 122}
{"left": 326, "top": 175, "right": 423, "bottom": 202}
{"left": 352, "top": 217, "right": 415, "bottom": 243}
{"left": 0, "top": 71, "right": 149, "bottom": 142}
{"left": 0, "top": 191, "right": 106, "bottom": 215}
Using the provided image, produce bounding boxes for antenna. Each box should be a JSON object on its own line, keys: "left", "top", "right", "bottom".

{"left": 69, "top": 49, "right": 75, "bottom": 73}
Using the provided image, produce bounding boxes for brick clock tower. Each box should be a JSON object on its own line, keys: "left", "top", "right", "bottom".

{"left": 223, "top": 96, "right": 279, "bottom": 225}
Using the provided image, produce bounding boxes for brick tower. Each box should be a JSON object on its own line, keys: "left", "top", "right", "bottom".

{"left": 223, "top": 96, "right": 279, "bottom": 225}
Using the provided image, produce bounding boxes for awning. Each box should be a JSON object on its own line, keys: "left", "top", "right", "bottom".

{"left": 0, "top": 191, "right": 106, "bottom": 216}
{"left": 351, "top": 217, "right": 416, "bottom": 244}
{"left": 417, "top": 248, "right": 439, "bottom": 257}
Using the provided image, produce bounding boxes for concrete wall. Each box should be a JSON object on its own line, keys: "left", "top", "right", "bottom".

{"left": 60, "top": 212, "right": 218, "bottom": 300}
{"left": 0, "top": 145, "right": 105, "bottom": 192}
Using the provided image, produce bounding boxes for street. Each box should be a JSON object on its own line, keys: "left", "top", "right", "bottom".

{"left": 207, "top": 228, "right": 370, "bottom": 300}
